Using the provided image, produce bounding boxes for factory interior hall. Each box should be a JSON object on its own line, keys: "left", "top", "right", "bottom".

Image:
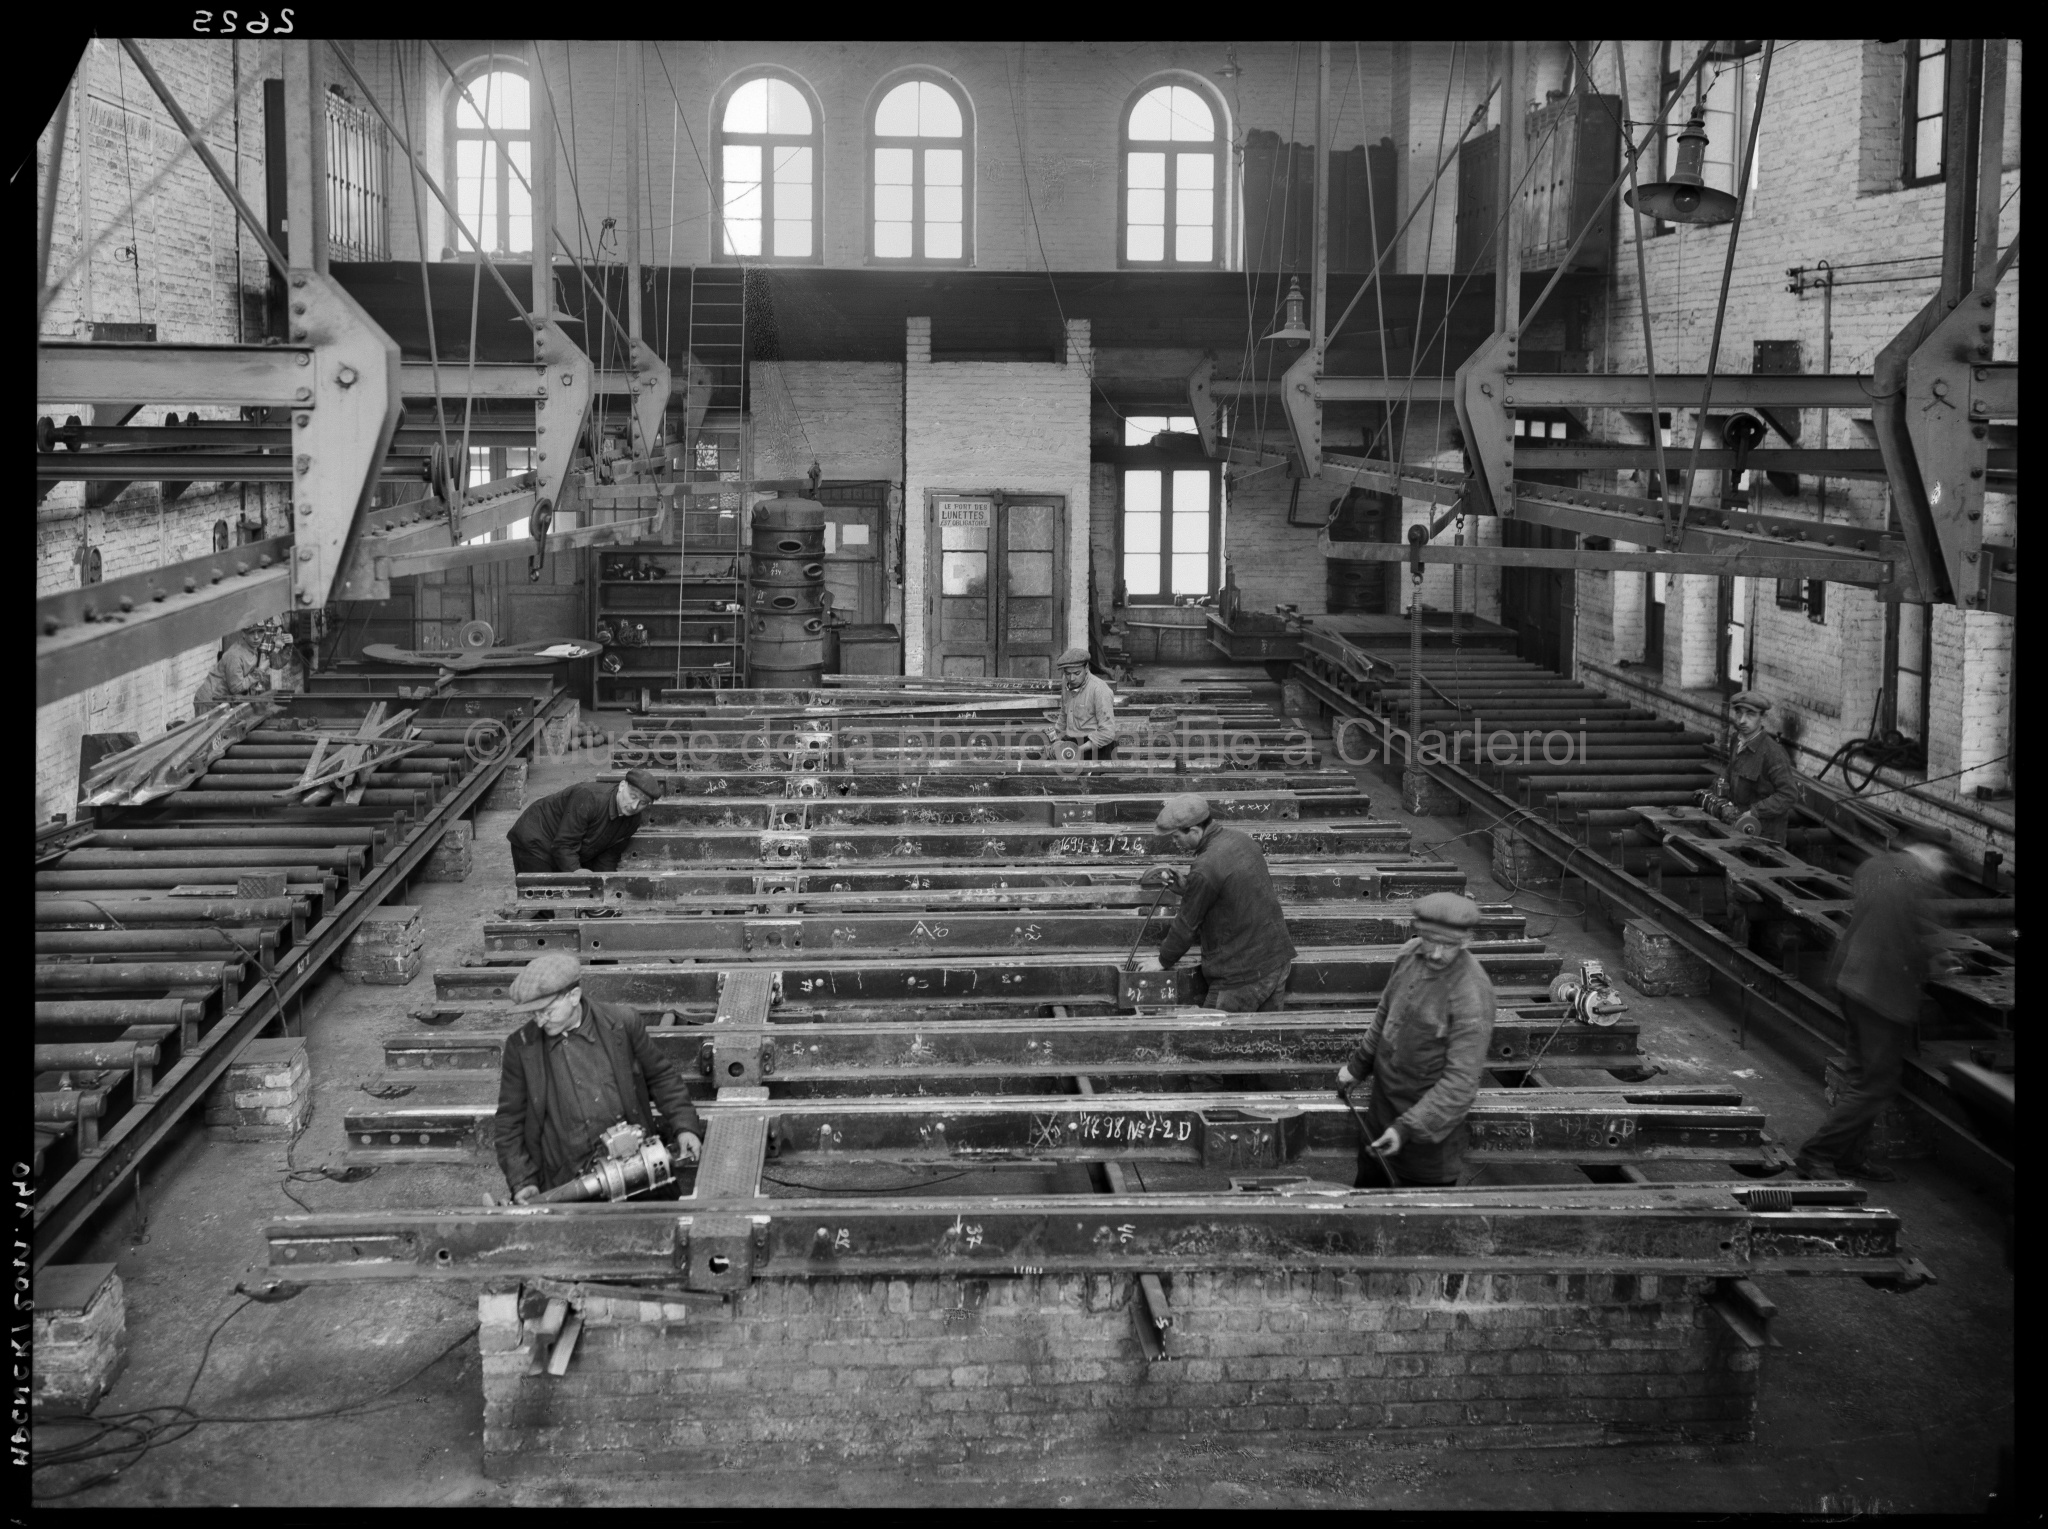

{"left": 30, "top": 34, "right": 2015, "bottom": 1511}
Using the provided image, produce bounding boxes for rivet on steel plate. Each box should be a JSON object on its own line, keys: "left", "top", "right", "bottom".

{"left": 296, "top": 455, "right": 311, "bottom": 473}
{"left": 296, "top": 388, "right": 312, "bottom": 402}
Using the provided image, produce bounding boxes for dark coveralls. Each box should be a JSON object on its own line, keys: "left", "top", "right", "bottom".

{"left": 508, "top": 780, "right": 647, "bottom": 874}
{"left": 1157, "top": 823, "right": 1297, "bottom": 1010}
{"left": 1798, "top": 852, "right": 1936, "bottom": 1174}
{"left": 1718, "top": 731, "right": 1798, "bottom": 844}
{"left": 1340, "top": 942, "right": 1496, "bottom": 1186}
{"left": 493, "top": 998, "right": 704, "bottom": 1196}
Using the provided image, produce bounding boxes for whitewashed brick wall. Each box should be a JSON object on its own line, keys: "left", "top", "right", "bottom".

{"left": 37, "top": 38, "right": 281, "bottom": 824}
{"left": 902, "top": 318, "right": 1090, "bottom": 672}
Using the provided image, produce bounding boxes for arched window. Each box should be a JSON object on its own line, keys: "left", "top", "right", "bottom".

{"left": 868, "top": 74, "right": 972, "bottom": 264}
{"left": 715, "top": 70, "right": 822, "bottom": 262}
{"left": 447, "top": 62, "right": 531, "bottom": 256}
{"left": 1120, "top": 80, "right": 1224, "bottom": 268}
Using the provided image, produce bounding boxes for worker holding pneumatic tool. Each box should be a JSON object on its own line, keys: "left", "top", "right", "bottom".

{"left": 1698, "top": 691, "right": 1797, "bottom": 843}
{"left": 1334, "top": 893, "right": 1495, "bottom": 1188}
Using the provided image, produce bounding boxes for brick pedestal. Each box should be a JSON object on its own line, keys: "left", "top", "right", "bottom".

{"left": 1621, "top": 919, "right": 1713, "bottom": 997}
{"left": 420, "top": 827, "right": 473, "bottom": 884}
{"left": 481, "top": 760, "right": 528, "bottom": 813}
{"left": 33, "top": 1264, "right": 128, "bottom": 1415}
{"left": 1491, "top": 827, "right": 1559, "bottom": 888}
{"left": 1401, "top": 769, "right": 1462, "bottom": 817}
{"left": 538, "top": 703, "right": 582, "bottom": 762}
{"left": 478, "top": 1268, "right": 1759, "bottom": 1476}
{"left": 340, "top": 904, "right": 427, "bottom": 984}
{"left": 204, "top": 1036, "right": 310, "bottom": 1139}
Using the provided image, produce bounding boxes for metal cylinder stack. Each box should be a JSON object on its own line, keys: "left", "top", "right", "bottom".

{"left": 747, "top": 496, "right": 831, "bottom": 689}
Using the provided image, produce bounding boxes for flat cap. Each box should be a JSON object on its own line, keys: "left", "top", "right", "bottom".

{"left": 508, "top": 952, "right": 583, "bottom": 1013}
{"left": 1154, "top": 793, "right": 1213, "bottom": 832}
{"left": 1729, "top": 690, "right": 1771, "bottom": 714}
{"left": 1055, "top": 646, "right": 1091, "bottom": 668}
{"left": 1412, "top": 892, "right": 1482, "bottom": 937}
{"left": 623, "top": 768, "right": 667, "bottom": 802}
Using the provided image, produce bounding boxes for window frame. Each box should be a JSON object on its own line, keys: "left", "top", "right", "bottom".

{"left": 444, "top": 60, "right": 533, "bottom": 258}
{"left": 712, "top": 68, "right": 826, "bottom": 266}
{"left": 1112, "top": 419, "right": 1222, "bottom": 604}
{"left": 1117, "top": 78, "right": 1227, "bottom": 271}
{"left": 1902, "top": 39, "right": 1948, "bottom": 188}
{"left": 865, "top": 71, "right": 974, "bottom": 267}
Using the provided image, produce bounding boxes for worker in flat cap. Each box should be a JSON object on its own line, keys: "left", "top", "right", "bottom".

{"left": 1334, "top": 892, "right": 1496, "bottom": 1188}
{"left": 1707, "top": 691, "right": 1798, "bottom": 844}
{"left": 493, "top": 954, "right": 704, "bottom": 1203}
{"left": 1046, "top": 646, "right": 1118, "bottom": 760}
{"left": 191, "top": 625, "right": 270, "bottom": 715}
{"left": 507, "top": 769, "right": 666, "bottom": 875}
{"left": 1150, "top": 793, "right": 1297, "bottom": 1011}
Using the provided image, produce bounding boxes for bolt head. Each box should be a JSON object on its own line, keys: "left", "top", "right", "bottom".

{"left": 291, "top": 303, "right": 307, "bottom": 316}
{"left": 296, "top": 388, "right": 312, "bottom": 402}
{"left": 298, "top": 548, "right": 314, "bottom": 561}
{"left": 296, "top": 414, "right": 311, "bottom": 428}
{"left": 297, "top": 591, "right": 313, "bottom": 606}
{"left": 295, "top": 455, "right": 311, "bottom": 473}
{"left": 292, "top": 275, "right": 307, "bottom": 288}
{"left": 336, "top": 365, "right": 358, "bottom": 387}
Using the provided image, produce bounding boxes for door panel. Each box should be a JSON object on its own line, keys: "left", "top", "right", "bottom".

{"left": 997, "top": 497, "right": 1062, "bottom": 678}
{"left": 927, "top": 494, "right": 1065, "bottom": 678}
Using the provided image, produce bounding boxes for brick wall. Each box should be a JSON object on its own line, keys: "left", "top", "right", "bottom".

{"left": 37, "top": 39, "right": 283, "bottom": 824}
{"left": 479, "top": 1267, "right": 1759, "bottom": 1474}
{"left": 902, "top": 318, "right": 1091, "bottom": 672}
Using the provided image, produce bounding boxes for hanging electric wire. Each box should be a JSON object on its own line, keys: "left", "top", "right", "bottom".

{"left": 394, "top": 45, "right": 457, "bottom": 524}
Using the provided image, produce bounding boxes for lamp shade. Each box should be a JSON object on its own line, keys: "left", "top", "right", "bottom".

{"left": 1262, "top": 277, "right": 1312, "bottom": 344}
{"left": 1623, "top": 106, "right": 1740, "bottom": 226}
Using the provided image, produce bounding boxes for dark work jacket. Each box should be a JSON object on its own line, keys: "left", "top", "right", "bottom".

{"left": 1718, "top": 732, "right": 1798, "bottom": 843}
{"left": 1341, "top": 942, "right": 1496, "bottom": 1150}
{"left": 508, "top": 779, "right": 646, "bottom": 872}
{"left": 494, "top": 999, "right": 704, "bottom": 1194}
{"left": 1825, "top": 852, "right": 1937, "bottom": 1025}
{"left": 1158, "top": 823, "right": 1297, "bottom": 986}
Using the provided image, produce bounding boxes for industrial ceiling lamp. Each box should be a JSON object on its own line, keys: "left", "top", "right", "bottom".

{"left": 1263, "top": 277, "right": 1312, "bottom": 344}
{"left": 1623, "top": 106, "right": 1740, "bottom": 226}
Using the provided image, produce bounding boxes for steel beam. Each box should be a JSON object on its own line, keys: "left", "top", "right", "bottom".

{"left": 617, "top": 820, "right": 1411, "bottom": 866}
{"left": 262, "top": 1185, "right": 1914, "bottom": 1285}
{"left": 38, "top": 569, "right": 293, "bottom": 709}
{"left": 1320, "top": 539, "right": 1888, "bottom": 582}
{"left": 1314, "top": 374, "right": 1882, "bottom": 407}
{"left": 37, "top": 343, "right": 315, "bottom": 406}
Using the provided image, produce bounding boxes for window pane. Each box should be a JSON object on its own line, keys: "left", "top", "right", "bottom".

{"left": 457, "top": 139, "right": 485, "bottom": 178}
{"left": 1166, "top": 85, "right": 1214, "bottom": 141}
{"left": 1171, "top": 470, "right": 1209, "bottom": 515}
{"left": 1174, "top": 513, "right": 1208, "bottom": 560}
{"left": 1914, "top": 118, "right": 1944, "bottom": 178}
{"left": 508, "top": 140, "right": 530, "bottom": 181}
{"left": 1125, "top": 514, "right": 1161, "bottom": 554}
{"left": 1127, "top": 225, "right": 1165, "bottom": 261}
{"left": 773, "top": 219, "right": 812, "bottom": 257}
{"left": 924, "top": 148, "right": 962, "bottom": 187}
{"left": 1169, "top": 415, "right": 1195, "bottom": 433}
{"left": 1128, "top": 188, "right": 1166, "bottom": 226}
{"left": 506, "top": 211, "right": 531, "bottom": 255}
{"left": 1128, "top": 87, "right": 1174, "bottom": 141}
{"left": 1171, "top": 552, "right": 1209, "bottom": 594}
{"left": 1176, "top": 151, "right": 1213, "bottom": 191}
{"left": 925, "top": 222, "right": 961, "bottom": 259}
{"left": 773, "top": 146, "right": 812, "bottom": 188}
{"left": 724, "top": 219, "right": 761, "bottom": 257}
{"left": 875, "top": 147, "right": 913, "bottom": 185}
{"left": 1175, "top": 224, "right": 1212, "bottom": 263}
{"left": 506, "top": 169, "right": 530, "bottom": 224}
{"left": 724, "top": 146, "right": 762, "bottom": 219}
{"left": 1124, "top": 416, "right": 1167, "bottom": 446}
{"left": 941, "top": 551, "right": 987, "bottom": 595}
{"left": 875, "top": 184, "right": 913, "bottom": 222}
{"left": 1124, "top": 470, "right": 1160, "bottom": 515}
{"left": 1006, "top": 550, "right": 1054, "bottom": 596}
{"left": 1128, "top": 151, "right": 1166, "bottom": 189}
{"left": 875, "top": 82, "right": 920, "bottom": 137}
{"left": 504, "top": 517, "right": 529, "bottom": 541}
{"left": 725, "top": 79, "right": 768, "bottom": 133}
{"left": 493, "top": 74, "right": 529, "bottom": 130}
{"left": 925, "top": 184, "right": 962, "bottom": 223}
{"left": 1916, "top": 54, "right": 1945, "bottom": 116}
{"left": 1123, "top": 554, "right": 1161, "bottom": 595}
{"left": 917, "top": 81, "right": 962, "bottom": 137}
{"left": 876, "top": 221, "right": 914, "bottom": 257}
{"left": 766, "top": 78, "right": 812, "bottom": 135}
{"left": 941, "top": 522, "right": 988, "bottom": 551}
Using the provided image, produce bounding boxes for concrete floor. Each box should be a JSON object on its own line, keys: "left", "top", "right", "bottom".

{"left": 33, "top": 677, "right": 2013, "bottom": 1509}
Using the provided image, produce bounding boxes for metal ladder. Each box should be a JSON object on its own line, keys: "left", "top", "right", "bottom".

{"left": 674, "top": 266, "right": 749, "bottom": 691}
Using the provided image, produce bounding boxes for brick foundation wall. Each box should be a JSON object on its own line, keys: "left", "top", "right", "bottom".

{"left": 479, "top": 1267, "right": 1758, "bottom": 1474}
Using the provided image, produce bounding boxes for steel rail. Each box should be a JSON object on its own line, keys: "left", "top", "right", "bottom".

{"left": 1305, "top": 686, "right": 2012, "bottom": 1198}
{"left": 31, "top": 687, "right": 573, "bottom": 1272}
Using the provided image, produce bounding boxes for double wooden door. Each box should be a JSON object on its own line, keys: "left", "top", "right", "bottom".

{"left": 927, "top": 493, "right": 1064, "bottom": 679}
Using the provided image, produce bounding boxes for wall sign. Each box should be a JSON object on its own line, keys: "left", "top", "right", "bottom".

{"left": 938, "top": 501, "right": 991, "bottom": 527}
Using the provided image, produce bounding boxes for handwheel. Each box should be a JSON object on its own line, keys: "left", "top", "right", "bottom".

{"left": 458, "top": 619, "right": 495, "bottom": 651}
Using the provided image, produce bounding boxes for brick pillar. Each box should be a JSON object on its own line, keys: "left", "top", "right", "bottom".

{"left": 1672, "top": 575, "right": 1720, "bottom": 690}
{"left": 1957, "top": 610, "right": 2012, "bottom": 793}
{"left": 901, "top": 317, "right": 932, "bottom": 675}
{"left": 1609, "top": 544, "right": 1646, "bottom": 665}
{"left": 204, "top": 1037, "right": 311, "bottom": 1139}
{"left": 339, "top": 904, "right": 427, "bottom": 981}
{"left": 33, "top": 1265, "right": 128, "bottom": 1415}
{"left": 1064, "top": 320, "right": 1093, "bottom": 654}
